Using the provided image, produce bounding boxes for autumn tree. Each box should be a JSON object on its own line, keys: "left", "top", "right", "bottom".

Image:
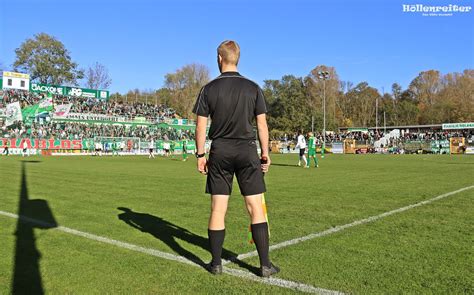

{"left": 164, "top": 63, "right": 210, "bottom": 118}
{"left": 306, "top": 65, "right": 341, "bottom": 130}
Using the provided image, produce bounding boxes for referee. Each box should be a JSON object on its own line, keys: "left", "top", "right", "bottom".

{"left": 193, "top": 40, "right": 279, "bottom": 277}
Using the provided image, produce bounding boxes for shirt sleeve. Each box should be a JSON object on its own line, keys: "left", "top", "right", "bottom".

{"left": 192, "top": 86, "right": 209, "bottom": 117}
{"left": 254, "top": 87, "right": 267, "bottom": 116}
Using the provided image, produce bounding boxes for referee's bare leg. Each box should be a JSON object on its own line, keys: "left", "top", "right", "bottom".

{"left": 207, "top": 194, "right": 229, "bottom": 272}
{"left": 244, "top": 194, "right": 279, "bottom": 277}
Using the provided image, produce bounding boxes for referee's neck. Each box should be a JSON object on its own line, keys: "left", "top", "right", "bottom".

{"left": 220, "top": 64, "right": 238, "bottom": 73}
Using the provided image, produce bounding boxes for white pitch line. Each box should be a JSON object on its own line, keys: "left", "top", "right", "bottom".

{"left": 0, "top": 210, "right": 343, "bottom": 295}
{"left": 229, "top": 185, "right": 474, "bottom": 262}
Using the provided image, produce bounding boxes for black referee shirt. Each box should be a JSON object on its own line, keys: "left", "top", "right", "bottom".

{"left": 192, "top": 72, "right": 267, "bottom": 140}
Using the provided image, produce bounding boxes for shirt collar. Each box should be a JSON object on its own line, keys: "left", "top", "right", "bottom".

{"left": 220, "top": 71, "right": 241, "bottom": 76}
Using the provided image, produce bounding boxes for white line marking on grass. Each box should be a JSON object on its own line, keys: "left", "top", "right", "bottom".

{"left": 0, "top": 210, "right": 343, "bottom": 295}
{"left": 229, "top": 185, "right": 474, "bottom": 262}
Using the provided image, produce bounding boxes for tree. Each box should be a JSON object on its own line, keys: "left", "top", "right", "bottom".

{"left": 264, "top": 75, "right": 312, "bottom": 136}
{"left": 13, "top": 33, "right": 83, "bottom": 85}
{"left": 409, "top": 70, "right": 442, "bottom": 124}
{"left": 306, "top": 65, "right": 341, "bottom": 130}
{"left": 84, "top": 62, "right": 112, "bottom": 90}
{"left": 345, "top": 82, "right": 381, "bottom": 127}
{"left": 164, "top": 63, "right": 210, "bottom": 118}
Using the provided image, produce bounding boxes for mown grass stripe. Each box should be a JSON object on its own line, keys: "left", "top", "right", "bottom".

{"left": 0, "top": 209, "right": 343, "bottom": 295}
{"left": 230, "top": 185, "right": 474, "bottom": 262}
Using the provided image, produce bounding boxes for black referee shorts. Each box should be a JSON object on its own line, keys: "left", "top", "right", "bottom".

{"left": 299, "top": 148, "right": 306, "bottom": 156}
{"left": 206, "top": 138, "right": 266, "bottom": 196}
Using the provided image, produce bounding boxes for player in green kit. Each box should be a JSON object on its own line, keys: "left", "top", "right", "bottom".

{"left": 112, "top": 140, "right": 119, "bottom": 156}
{"left": 170, "top": 141, "right": 176, "bottom": 158}
{"left": 88, "top": 139, "right": 94, "bottom": 155}
{"left": 306, "top": 132, "right": 319, "bottom": 168}
{"left": 182, "top": 137, "right": 188, "bottom": 161}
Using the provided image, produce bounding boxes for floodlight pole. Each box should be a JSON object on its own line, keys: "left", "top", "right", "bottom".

{"left": 384, "top": 111, "right": 386, "bottom": 134}
{"left": 375, "top": 97, "right": 378, "bottom": 136}
{"left": 323, "top": 78, "right": 326, "bottom": 158}
{"left": 318, "top": 71, "right": 330, "bottom": 158}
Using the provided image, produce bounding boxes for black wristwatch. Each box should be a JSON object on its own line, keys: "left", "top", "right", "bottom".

{"left": 195, "top": 152, "right": 205, "bottom": 158}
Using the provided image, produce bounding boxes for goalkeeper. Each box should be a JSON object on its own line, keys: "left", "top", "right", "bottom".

{"left": 306, "top": 132, "right": 319, "bottom": 168}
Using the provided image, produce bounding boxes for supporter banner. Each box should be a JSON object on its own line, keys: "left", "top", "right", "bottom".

{"left": 20, "top": 96, "right": 53, "bottom": 123}
{"left": 54, "top": 104, "right": 72, "bottom": 117}
{"left": 5, "top": 102, "right": 22, "bottom": 126}
{"left": 465, "top": 147, "right": 474, "bottom": 154}
{"left": 171, "top": 118, "right": 195, "bottom": 125}
{"left": 331, "top": 142, "right": 344, "bottom": 154}
{"left": 30, "top": 83, "right": 109, "bottom": 100}
{"left": 64, "top": 112, "right": 126, "bottom": 122}
{"left": 38, "top": 96, "right": 54, "bottom": 114}
{"left": 430, "top": 140, "right": 450, "bottom": 153}
{"left": 442, "top": 122, "right": 474, "bottom": 130}
{"left": 0, "top": 138, "right": 83, "bottom": 150}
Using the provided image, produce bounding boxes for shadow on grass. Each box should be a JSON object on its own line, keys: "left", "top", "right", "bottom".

{"left": 271, "top": 163, "right": 301, "bottom": 168}
{"left": 12, "top": 161, "right": 58, "bottom": 294}
{"left": 117, "top": 207, "right": 259, "bottom": 274}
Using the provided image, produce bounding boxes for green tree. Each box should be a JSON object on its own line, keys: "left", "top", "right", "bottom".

{"left": 264, "top": 75, "right": 311, "bottom": 136}
{"left": 13, "top": 33, "right": 83, "bottom": 85}
{"left": 345, "top": 82, "right": 381, "bottom": 127}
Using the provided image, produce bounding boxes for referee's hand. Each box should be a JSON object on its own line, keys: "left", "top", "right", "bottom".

{"left": 197, "top": 157, "right": 208, "bottom": 175}
{"left": 261, "top": 155, "right": 271, "bottom": 173}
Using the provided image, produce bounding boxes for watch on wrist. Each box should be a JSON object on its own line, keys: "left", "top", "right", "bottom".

{"left": 195, "top": 152, "right": 205, "bottom": 158}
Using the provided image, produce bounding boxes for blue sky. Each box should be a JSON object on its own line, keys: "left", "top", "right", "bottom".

{"left": 1, "top": 0, "right": 473, "bottom": 93}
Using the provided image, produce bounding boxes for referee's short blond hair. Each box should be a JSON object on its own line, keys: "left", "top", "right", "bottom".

{"left": 217, "top": 40, "right": 240, "bottom": 65}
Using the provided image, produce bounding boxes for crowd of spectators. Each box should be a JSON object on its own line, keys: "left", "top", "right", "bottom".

{"left": 1, "top": 121, "right": 194, "bottom": 141}
{"left": 1, "top": 89, "right": 473, "bottom": 147}
{"left": 1, "top": 89, "right": 176, "bottom": 122}
{"left": 276, "top": 129, "right": 473, "bottom": 146}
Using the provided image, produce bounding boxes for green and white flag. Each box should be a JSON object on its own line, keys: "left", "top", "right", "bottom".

{"left": 5, "top": 102, "right": 23, "bottom": 126}
{"left": 53, "top": 103, "right": 72, "bottom": 117}
{"left": 22, "top": 104, "right": 39, "bottom": 122}
{"left": 37, "top": 94, "right": 54, "bottom": 115}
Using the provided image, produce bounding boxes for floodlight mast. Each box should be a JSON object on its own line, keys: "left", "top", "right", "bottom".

{"left": 317, "top": 71, "right": 330, "bottom": 158}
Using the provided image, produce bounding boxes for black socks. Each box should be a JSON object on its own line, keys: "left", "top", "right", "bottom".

{"left": 208, "top": 229, "right": 225, "bottom": 266}
{"left": 251, "top": 222, "right": 271, "bottom": 268}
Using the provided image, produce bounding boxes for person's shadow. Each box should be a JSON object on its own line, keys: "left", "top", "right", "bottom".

{"left": 12, "top": 161, "right": 58, "bottom": 294}
{"left": 117, "top": 207, "right": 258, "bottom": 274}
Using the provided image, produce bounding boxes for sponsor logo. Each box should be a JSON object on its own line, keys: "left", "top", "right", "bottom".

{"left": 402, "top": 4, "right": 472, "bottom": 16}
{"left": 31, "top": 83, "right": 64, "bottom": 95}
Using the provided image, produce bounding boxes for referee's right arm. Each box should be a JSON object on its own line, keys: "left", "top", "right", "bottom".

{"left": 193, "top": 86, "right": 209, "bottom": 174}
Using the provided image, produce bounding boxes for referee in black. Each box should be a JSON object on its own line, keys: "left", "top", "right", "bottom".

{"left": 193, "top": 40, "right": 279, "bottom": 277}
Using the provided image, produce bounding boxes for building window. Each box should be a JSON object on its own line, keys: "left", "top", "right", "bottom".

{"left": 21, "top": 80, "right": 25, "bottom": 87}
{"left": 7, "top": 79, "right": 12, "bottom": 86}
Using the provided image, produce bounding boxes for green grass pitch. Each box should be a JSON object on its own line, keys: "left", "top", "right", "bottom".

{"left": 0, "top": 154, "right": 473, "bottom": 294}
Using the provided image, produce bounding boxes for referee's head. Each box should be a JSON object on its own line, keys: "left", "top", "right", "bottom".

{"left": 217, "top": 40, "right": 240, "bottom": 73}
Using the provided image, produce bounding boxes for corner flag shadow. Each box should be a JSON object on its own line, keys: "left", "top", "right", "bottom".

{"left": 12, "top": 161, "right": 58, "bottom": 294}
{"left": 271, "top": 163, "right": 301, "bottom": 168}
{"left": 117, "top": 207, "right": 258, "bottom": 274}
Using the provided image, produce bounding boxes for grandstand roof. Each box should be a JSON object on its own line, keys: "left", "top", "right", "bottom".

{"left": 339, "top": 124, "right": 443, "bottom": 132}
